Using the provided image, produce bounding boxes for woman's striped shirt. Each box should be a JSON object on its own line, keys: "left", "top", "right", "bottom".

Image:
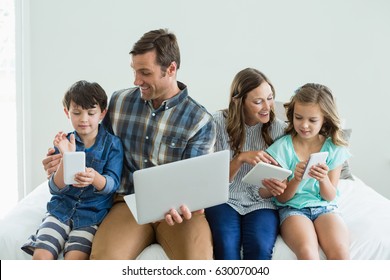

{"left": 213, "top": 110, "right": 286, "bottom": 214}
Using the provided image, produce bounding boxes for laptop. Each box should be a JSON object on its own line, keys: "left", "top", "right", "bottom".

{"left": 124, "top": 150, "right": 230, "bottom": 225}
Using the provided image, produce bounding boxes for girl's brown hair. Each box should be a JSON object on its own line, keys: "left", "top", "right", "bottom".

{"left": 284, "top": 83, "right": 347, "bottom": 146}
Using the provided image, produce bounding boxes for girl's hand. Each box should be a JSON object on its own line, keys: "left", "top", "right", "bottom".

{"left": 308, "top": 163, "right": 329, "bottom": 182}
{"left": 53, "top": 132, "right": 76, "bottom": 154}
{"left": 73, "top": 167, "right": 95, "bottom": 187}
{"left": 294, "top": 161, "right": 307, "bottom": 182}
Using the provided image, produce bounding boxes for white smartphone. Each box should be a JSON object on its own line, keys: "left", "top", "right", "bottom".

{"left": 63, "top": 151, "right": 86, "bottom": 185}
{"left": 302, "top": 152, "right": 329, "bottom": 179}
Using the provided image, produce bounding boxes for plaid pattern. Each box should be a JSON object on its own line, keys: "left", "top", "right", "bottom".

{"left": 103, "top": 82, "right": 216, "bottom": 194}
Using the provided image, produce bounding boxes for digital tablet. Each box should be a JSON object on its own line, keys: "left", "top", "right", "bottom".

{"left": 63, "top": 151, "right": 86, "bottom": 185}
{"left": 242, "top": 161, "right": 292, "bottom": 188}
{"left": 302, "top": 151, "right": 329, "bottom": 179}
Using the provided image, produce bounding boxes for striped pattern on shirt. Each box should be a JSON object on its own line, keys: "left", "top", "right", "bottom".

{"left": 213, "top": 110, "right": 287, "bottom": 215}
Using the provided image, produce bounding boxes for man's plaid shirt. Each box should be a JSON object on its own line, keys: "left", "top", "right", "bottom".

{"left": 102, "top": 82, "right": 216, "bottom": 195}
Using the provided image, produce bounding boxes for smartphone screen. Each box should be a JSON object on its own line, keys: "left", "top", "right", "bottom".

{"left": 63, "top": 152, "right": 86, "bottom": 185}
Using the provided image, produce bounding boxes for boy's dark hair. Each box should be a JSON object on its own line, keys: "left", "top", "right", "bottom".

{"left": 62, "top": 80, "right": 107, "bottom": 111}
{"left": 130, "top": 28, "right": 180, "bottom": 73}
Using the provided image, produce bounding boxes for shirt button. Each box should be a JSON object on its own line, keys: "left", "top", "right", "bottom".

{"left": 144, "top": 159, "right": 148, "bottom": 163}
{"left": 171, "top": 143, "right": 175, "bottom": 147}
{"left": 145, "top": 136, "right": 149, "bottom": 140}
{"left": 152, "top": 113, "right": 156, "bottom": 117}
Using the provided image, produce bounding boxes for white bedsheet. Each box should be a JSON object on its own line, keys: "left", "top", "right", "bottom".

{"left": 1, "top": 176, "right": 389, "bottom": 260}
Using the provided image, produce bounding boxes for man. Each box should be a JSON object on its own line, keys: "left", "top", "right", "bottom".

{"left": 43, "top": 29, "right": 216, "bottom": 259}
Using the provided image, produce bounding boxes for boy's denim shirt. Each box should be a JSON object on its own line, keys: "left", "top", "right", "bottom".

{"left": 47, "top": 124, "right": 123, "bottom": 229}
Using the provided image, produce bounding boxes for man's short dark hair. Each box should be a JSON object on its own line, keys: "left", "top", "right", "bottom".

{"left": 130, "top": 28, "right": 181, "bottom": 72}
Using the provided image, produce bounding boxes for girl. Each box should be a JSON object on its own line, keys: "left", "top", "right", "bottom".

{"left": 266, "top": 83, "right": 351, "bottom": 260}
{"left": 206, "top": 68, "right": 287, "bottom": 260}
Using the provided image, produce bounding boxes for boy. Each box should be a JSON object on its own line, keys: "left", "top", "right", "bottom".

{"left": 22, "top": 80, "right": 123, "bottom": 259}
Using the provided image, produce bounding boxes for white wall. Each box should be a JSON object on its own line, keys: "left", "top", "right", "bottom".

{"left": 20, "top": 0, "right": 390, "bottom": 198}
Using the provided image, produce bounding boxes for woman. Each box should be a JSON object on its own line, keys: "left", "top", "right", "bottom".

{"left": 206, "top": 68, "right": 287, "bottom": 260}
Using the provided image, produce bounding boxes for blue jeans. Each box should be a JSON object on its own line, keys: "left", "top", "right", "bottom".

{"left": 205, "top": 203, "right": 279, "bottom": 260}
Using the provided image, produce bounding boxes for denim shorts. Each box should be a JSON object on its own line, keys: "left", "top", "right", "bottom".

{"left": 278, "top": 205, "right": 340, "bottom": 225}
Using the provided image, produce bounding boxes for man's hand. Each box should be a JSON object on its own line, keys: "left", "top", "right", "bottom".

{"left": 42, "top": 148, "right": 62, "bottom": 179}
{"left": 164, "top": 205, "right": 204, "bottom": 226}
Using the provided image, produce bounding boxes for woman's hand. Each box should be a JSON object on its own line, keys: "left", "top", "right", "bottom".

{"left": 237, "top": 150, "right": 278, "bottom": 166}
{"left": 262, "top": 178, "right": 287, "bottom": 196}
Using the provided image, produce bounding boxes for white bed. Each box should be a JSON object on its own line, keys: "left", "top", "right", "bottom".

{"left": 1, "top": 176, "right": 389, "bottom": 260}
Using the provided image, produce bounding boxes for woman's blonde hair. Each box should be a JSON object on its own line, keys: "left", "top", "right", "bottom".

{"left": 284, "top": 83, "right": 347, "bottom": 146}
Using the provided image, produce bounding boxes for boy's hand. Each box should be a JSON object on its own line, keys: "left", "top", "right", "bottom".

{"left": 73, "top": 167, "right": 96, "bottom": 187}
{"left": 53, "top": 132, "right": 76, "bottom": 154}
